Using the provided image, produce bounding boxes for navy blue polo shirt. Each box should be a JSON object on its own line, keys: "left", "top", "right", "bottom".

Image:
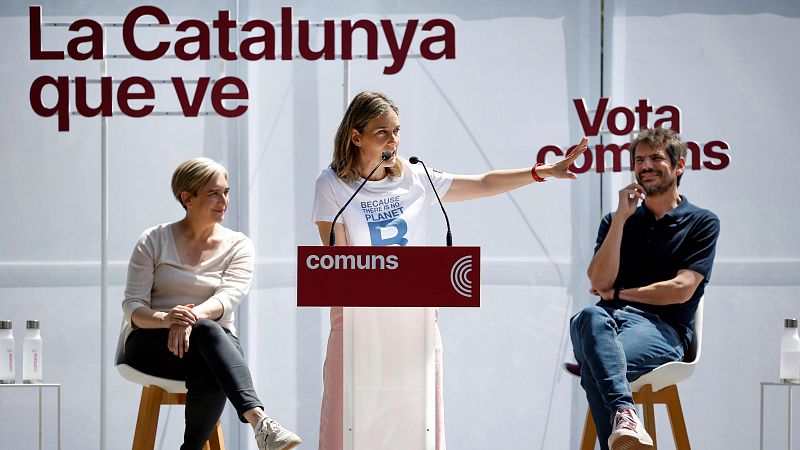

{"left": 594, "top": 195, "right": 720, "bottom": 344}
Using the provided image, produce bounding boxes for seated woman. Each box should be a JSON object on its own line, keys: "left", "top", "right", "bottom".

{"left": 119, "top": 157, "right": 301, "bottom": 450}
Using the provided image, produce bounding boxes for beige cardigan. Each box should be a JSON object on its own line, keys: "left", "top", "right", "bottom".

{"left": 120, "top": 223, "right": 254, "bottom": 346}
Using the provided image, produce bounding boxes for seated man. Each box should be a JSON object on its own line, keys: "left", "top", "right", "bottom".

{"left": 570, "top": 128, "right": 720, "bottom": 450}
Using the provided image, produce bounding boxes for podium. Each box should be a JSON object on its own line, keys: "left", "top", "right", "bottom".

{"left": 298, "top": 246, "right": 480, "bottom": 450}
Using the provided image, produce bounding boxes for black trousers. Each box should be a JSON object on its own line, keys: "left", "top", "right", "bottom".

{"left": 125, "top": 319, "right": 263, "bottom": 450}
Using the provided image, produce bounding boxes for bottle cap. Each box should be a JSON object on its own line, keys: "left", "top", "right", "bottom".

{"left": 786, "top": 318, "right": 798, "bottom": 328}
{"left": 26, "top": 320, "right": 39, "bottom": 329}
{"left": 0, "top": 321, "right": 11, "bottom": 329}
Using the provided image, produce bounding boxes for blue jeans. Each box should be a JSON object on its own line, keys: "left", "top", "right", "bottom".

{"left": 570, "top": 305, "right": 684, "bottom": 450}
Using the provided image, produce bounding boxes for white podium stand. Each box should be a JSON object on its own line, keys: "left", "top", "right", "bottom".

{"left": 297, "top": 245, "right": 480, "bottom": 450}
{"left": 343, "top": 307, "right": 435, "bottom": 450}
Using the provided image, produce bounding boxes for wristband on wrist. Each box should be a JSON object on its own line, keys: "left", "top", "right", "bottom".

{"left": 613, "top": 287, "right": 621, "bottom": 301}
{"left": 531, "top": 163, "right": 547, "bottom": 182}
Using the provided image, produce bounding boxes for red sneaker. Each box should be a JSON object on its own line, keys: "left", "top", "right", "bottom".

{"left": 608, "top": 407, "right": 653, "bottom": 450}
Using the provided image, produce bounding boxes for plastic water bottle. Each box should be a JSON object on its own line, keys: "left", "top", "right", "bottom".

{"left": 23, "top": 320, "right": 42, "bottom": 384}
{"left": 0, "top": 321, "right": 14, "bottom": 383}
{"left": 780, "top": 318, "right": 800, "bottom": 383}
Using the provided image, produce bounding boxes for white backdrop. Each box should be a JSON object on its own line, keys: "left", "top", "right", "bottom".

{"left": 0, "top": 1, "right": 798, "bottom": 449}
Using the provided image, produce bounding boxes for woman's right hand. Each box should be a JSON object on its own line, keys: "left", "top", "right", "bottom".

{"left": 536, "top": 136, "right": 590, "bottom": 180}
{"left": 164, "top": 303, "right": 198, "bottom": 327}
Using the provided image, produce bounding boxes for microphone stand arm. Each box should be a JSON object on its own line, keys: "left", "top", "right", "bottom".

{"left": 328, "top": 154, "right": 390, "bottom": 246}
{"left": 417, "top": 159, "right": 452, "bottom": 247}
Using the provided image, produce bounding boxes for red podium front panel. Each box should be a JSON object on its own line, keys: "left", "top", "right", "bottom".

{"left": 297, "top": 246, "right": 480, "bottom": 307}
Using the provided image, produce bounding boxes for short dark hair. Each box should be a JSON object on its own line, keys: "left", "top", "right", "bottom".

{"left": 630, "top": 128, "right": 687, "bottom": 184}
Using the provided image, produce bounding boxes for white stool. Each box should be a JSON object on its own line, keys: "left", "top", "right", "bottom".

{"left": 576, "top": 297, "right": 704, "bottom": 450}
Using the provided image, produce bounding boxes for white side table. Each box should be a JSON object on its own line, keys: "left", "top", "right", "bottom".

{"left": 0, "top": 383, "right": 61, "bottom": 450}
{"left": 760, "top": 381, "right": 797, "bottom": 450}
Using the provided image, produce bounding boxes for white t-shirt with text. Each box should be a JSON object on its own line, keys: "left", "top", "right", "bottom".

{"left": 312, "top": 160, "right": 454, "bottom": 246}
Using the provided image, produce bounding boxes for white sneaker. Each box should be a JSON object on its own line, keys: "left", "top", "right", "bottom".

{"left": 255, "top": 416, "right": 302, "bottom": 450}
{"left": 608, "top": 408, "right": 653, "bottom": 450}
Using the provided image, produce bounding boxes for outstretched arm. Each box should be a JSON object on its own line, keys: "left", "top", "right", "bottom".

{"left": 442, "top": 137, "right": 589, "bottom": 202}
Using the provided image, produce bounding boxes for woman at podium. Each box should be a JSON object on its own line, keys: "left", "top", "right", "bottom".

{"left": 312, "top": 91, "right": 588, "bottom": 450}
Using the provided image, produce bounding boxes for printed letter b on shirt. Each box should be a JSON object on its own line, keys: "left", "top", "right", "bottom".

{"left": 368, "top": 218, "right": 408, "bottom": 246}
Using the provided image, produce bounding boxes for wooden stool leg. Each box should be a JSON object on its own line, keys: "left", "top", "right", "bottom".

{"left": 130, "top": 385, "right": 225, "bottom": 450}
{"left": 663, "top": 385, "right": 691, "bottom": 450}
{"left": 132, "top": 386, "right": 164, "bottom": 450}
{"left": 207, "top": 420, "right": 225, "bottom": 450}
{"left": 581, "top": 408, "right": 598, "bottom": 450}
{"left": 636, "top": 385, "right": 658, "bottom": 450}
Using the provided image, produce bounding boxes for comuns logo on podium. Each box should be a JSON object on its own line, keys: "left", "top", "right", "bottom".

{"left": 450, "top": 255, "right": 473, "bottom": 298}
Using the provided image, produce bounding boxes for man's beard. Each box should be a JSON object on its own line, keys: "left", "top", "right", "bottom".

{"left": 636, "top": 170, "right": 677, "bottom": 196}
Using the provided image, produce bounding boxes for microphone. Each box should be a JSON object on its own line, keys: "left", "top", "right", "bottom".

{"left": 409, "top": 156, "right": 452, "bottom": 246}
{"left": 328, "top": 151, "right": 393, "bottom": 246}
